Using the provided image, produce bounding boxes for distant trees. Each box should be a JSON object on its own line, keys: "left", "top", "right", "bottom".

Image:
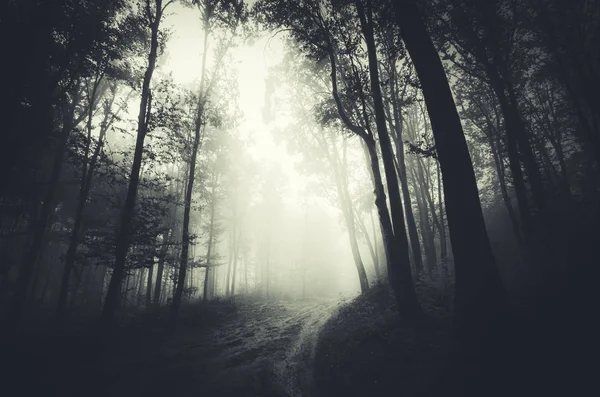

{"left": 170, "top": 0, "right": 246, "bottom": 325}
{"left": 255, "top": 0, "right": 420, "bottom": 317}
{"left": 102, "top": 0, "right": 176, "bottom": 329}
{"left": 2, "top": 0, "right": 598, "bottom": 345}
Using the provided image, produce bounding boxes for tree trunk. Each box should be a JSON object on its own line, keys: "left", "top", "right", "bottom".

{"left": 225, "top": 229, "right": 234, "bottom": 297}
{"left": 153, "top": 229, "right": 169, "bottom": 308}
{"left": 412, "top": 166, "right": 437, "bottom": 277}
{"left": 57, "top": 85, "right": 110, "bottom": 318}
{"left": 355, "top": 212, "right": 380, "bottom": 281}
{"left": 394, "top": 0, "right": 507, "bottom": 341}
{"left": 436, "top": 161, "right": 448, "bottom": 261}
{"left": 170, "top": 126, "right": 201, "bottom": 322}
{"left": 327, "top": 27, "right": 413, "bottom": 313}
{"left": 357, "top": 0, "right": 419, "bottom": 316}
{"left": 488, "top": 78, "right": 533, "bottom": 232}
{"left": 7, "top": 92, "right": 80, "bottom": 326}
{"left": 203, "top": 173, "right": 218, "bottom": 301}
{"left": 328, "top": 135, "right": 369, "bottom": 292}
{"left": 146, "top": 263, "right": 154, "bottom": 309}
{"left": 506, "top": 84, "right": 546, "bottom": 212}
{"left": 487, "top": 126, "right": 526, "bottom": 252}
{"left": 387, "top": 64, "right": 424, "bottom": 276}
{"left": 230, "top": 229, "right": 240, "bottom": 296}
{"left": 102, "top": 1, "right": 165, "bottom": 329}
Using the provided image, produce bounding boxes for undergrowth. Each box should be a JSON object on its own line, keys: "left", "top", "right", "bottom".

{"left": 313, "top": 282, "right": 454, "bottom": 397}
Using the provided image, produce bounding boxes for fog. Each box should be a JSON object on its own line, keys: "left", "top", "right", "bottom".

{"left": 88, "top": 3, "right": 374, "bottom": 302}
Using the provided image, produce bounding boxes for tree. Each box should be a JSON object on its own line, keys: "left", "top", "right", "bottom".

{"left": 254, "top": 0, "right": 420, "bottom": 317}
{"left": 102, "top": 0, "right": 176, "bottom": 328}
{"left": 268, "top": 52, "right": 370, "bottom": 292}
{"left": 392, "top": 0, "right": 507, "bottom": 342}
{"left": 56, "top": 82, "right": 132, "bottom": 318}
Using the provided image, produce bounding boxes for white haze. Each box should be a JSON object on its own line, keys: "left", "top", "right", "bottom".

{"left": 101, "top": 3, "right": 381, "bottom": 299}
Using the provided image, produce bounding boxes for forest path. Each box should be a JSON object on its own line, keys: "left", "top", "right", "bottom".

{"left": 112, "top": 298, "right": 342, "bottom": 397}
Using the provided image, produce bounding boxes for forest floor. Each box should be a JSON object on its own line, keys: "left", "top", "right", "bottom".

{"left": 1, "top": 297, "right": 343, "bottom": 397}
{"left": 311, "top": 281, "right": 597, "bottom": 397}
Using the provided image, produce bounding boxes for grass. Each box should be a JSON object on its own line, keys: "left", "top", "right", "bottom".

{"left": 312, "top": 269, "right": 597, "bottom": 397}
{"left": 313, "top": 281, "right": 454, "bottom": 397}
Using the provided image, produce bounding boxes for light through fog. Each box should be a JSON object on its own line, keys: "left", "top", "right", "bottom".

{"left": 155, "top": 3, "right": 363, "bottom": 297}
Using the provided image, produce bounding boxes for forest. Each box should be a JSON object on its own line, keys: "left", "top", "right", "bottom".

{"left": 0, "top": 0, "right": 598, "bottom": 396}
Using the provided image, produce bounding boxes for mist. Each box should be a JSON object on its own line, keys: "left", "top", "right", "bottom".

{"left": 1, "top": 1, "right": 597, "bottom": 396}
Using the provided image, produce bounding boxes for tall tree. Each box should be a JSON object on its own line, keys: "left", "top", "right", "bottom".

{"left": 102, "top": 0, "right": 174, "bottom": 328}
{"left": 392, "top": 0, "right": 507, "bottom": 342}
{"left": 170, "top": 0, "right": 245, "bottom": 325}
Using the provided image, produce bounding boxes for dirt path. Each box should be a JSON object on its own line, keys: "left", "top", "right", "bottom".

{"left": 112, "top": 298, "right": 342, "bottom": 397}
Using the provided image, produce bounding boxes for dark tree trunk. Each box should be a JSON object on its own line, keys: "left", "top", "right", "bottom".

{"left": 506, "top": 85, "right": 547, "bottom": 212}
{"left": 355, "top": 212, "right": 380, "bottom": 281}
{"left": 369, "top": 210, "right": 381, "bottom": 278}
{"left": 387, "top": 65, "right": 424, "bottom": 276}
{"left": 357, "top": 0, "right": 419, "bottom": 316}
{"left": 225, "top": 230, "right": 234, "bottom": 297}
{"left": 102, "top": 1, "right": 164, "bottom": 328}
{"left": 7, "top": 92, "right": 80, "bottom": 326}
{"left": 203, "top": 174, "right": 218, "bottom": 301}
{"left": 170, "top": 126, "right": 201, "bottom": 323}
{"left": 328, "top": 135, "right": 369, "bottom": 292}
{"left": 412, "top": 165, "right": 437, "bottom": 277}
{"left": 487, "top": 125, "right": 527, "bottom": 252}
{"left": 153, "top": 229, "right": 169, "bottom": 308}
{"left": 230, "top": 229, "right": 240, "bottom": 296}
{"left": 393, "top": 0, "right": 507, "bottom": 341}
{"left": 57, "top": 82, "right": 110, "bottom": 319}
{"left": 146, "top": 263, "right": 154, "bottom": 309}
{"left": 436, "top": 161, "right": 448, "bottom": 261}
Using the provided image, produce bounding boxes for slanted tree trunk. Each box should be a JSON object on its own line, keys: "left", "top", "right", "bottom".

{"left": 328, "top": 36, "right": 417, "bottom": 314}
{"left": 393, "top": 0, "right": 507, "bottom": 341}
{"left": 355, "top": 212, "right": 380, "bottom": 281}
{"left": 357, "top": 0, "right": 419, "bottom": 316}
{"left": 102, "top": 0, "right": 166, "bottom": 328}
{"left": 386, "top": 63, "right": 424, "bottom": 276}
{"left": 326, "top": 134, "right": 369, "bottom": 292}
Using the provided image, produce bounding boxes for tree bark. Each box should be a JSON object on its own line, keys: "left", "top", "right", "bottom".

{"left": 387, "top": 64, "right": 424, "bottom": 276}
{"left": 356, "top": 0, "right": 419, "bottom": 316}
{"left": 153, "top": 229, "right": 169, "bottom": 308}
{"left": 393, "top": 0, "right": 507, "bottom": 340}
{"left": 102, "top": 0, "right": 164, "bottom": 328}
{"left": 327, "top": 134, "right": 369, "bottom": 292}
{"left": 436, "top": 161, "right": 448, "bottom": 261}
{"left": 57, "top": 80, "right": 112, "bottom": 318}
{"left": 230, "top": 229, "right": 241, "bottom": 296}
{"left": 170, "top": 125, "right": 201, "bottom": 323}
{"left": 355, "top": 212, "right": 380, "bottom": 281}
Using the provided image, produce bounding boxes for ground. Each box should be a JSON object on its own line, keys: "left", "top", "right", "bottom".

{"left": 1, "top": 297, "right": 343, "bottom": 397}
{"left": 2, "top": 282, "right": 595, "bottom": 397}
